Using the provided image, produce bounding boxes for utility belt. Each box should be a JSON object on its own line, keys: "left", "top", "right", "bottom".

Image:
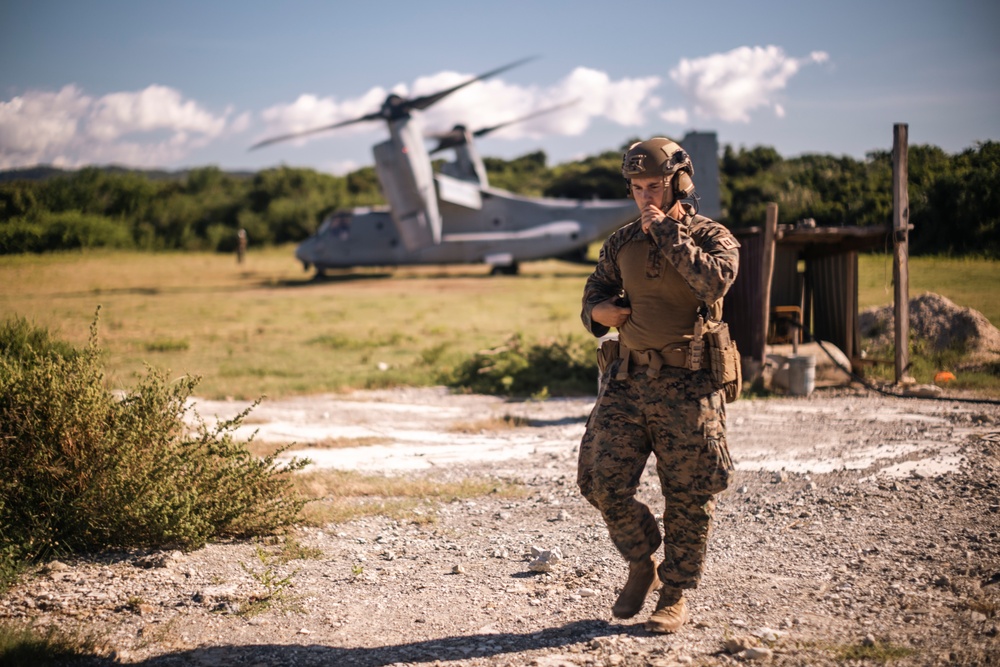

{"left": 597, "top": 319, "right": 742, "bottom": 403}
{"left": 596, "top": 340, "right": 689, "bottom": 380}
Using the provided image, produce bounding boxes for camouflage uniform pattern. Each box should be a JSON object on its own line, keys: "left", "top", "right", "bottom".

{"left": 582, "top": 206, "right": 740, "bottom": 337}
{"left": 578, "top": 204, "right": 739, "bottom": 589}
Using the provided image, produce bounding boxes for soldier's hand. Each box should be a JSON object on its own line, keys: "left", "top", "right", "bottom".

{"left": 642, "top": 201, "right": 686, "bottom": 233}
{"left": 592, "top": 297, "right": 631, "bottom": 328}
{"left": 640, "top": 204, "right": 666, "bottom": 233}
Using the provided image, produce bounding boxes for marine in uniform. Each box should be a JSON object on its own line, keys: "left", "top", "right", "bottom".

{"left": 578, "top": 137, "right": 740, "bottom": 632}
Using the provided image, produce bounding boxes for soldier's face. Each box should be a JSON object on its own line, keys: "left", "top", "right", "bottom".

{"left": 631, "top": 176, "right": 671, "bottom": 211}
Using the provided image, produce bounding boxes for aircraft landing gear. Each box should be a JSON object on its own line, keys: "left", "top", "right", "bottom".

{"left": 490, "top": 262, "right": 519, "bottom": 276}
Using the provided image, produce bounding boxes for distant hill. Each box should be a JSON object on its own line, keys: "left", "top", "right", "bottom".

{"left": 0, "top": 165, "right": 256, "bottom": 183}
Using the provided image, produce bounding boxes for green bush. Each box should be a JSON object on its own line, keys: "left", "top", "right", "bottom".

{"left": 446, "top": 333, "right": 597, "bottom": 397}
{"left": 0, "top": 219, "right": 44, "bottom": 254}
{"left": 0, "top": 311, "right": 307, "bottom": 592}
{"left": 0, "top": 317, "right": 80, "bottom": 366}
{"left": 0, "top": 211, "right": 134, "bottom": 254}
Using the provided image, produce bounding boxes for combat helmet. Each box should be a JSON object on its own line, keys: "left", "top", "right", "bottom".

{"left": 621, "top": 137, "right": 696, "bottom": 202}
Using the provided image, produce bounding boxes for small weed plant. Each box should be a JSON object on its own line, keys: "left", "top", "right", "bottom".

{"left": 276, "top": 535, "right": 324, "bottom": 562}
{"left": 0, "top": 312, "right": 308, "bottom": 593}
{"left": 833, "top": 641, "right": 916, "bottom": 662}
{"left": 237, "top": 544, "right": 299, "bottom": 617}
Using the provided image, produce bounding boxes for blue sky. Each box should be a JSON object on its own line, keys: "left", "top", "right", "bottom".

{"left": 2, "top": 0, "right": 998, "bottom": 174}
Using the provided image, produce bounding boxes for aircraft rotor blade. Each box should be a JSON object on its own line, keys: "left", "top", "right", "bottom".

{"left": 473, "top": 98, "right": 581, "bottom": 139}
{"left": 428, "top": 98, "right": 580, "bottom": 155}
{"left": 404, "top": 56, "right": 537, "bottom": 115}
{"left": 249, "top": 113, "right": 381, "bottom": 150}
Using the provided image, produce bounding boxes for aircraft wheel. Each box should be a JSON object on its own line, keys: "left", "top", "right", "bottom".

{"left": 490, "top": 262, "right": 519, "bottom": 276}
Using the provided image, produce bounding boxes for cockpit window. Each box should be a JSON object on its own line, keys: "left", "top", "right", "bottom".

{"left": 319, "top": 213, "right": 351, "bottom": 239}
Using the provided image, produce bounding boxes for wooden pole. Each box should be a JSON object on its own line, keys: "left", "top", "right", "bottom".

{"left": 892, "top": 124, "right": 910, "bottom": 384}
{"left": 759, "top": 202, "right": 779, "bottom": 366}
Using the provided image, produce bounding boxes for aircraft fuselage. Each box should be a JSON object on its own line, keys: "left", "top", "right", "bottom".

{"left": 295, "top": 179, "right": 636, "bottom": 271}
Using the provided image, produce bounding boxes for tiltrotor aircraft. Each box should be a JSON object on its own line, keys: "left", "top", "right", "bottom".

{"left": 251, "top": 60, "right": 715, "bottom": 275}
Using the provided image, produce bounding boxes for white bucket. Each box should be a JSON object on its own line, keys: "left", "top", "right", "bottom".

{"left": 787, "top": 355, "right": 816, "bottom": 397}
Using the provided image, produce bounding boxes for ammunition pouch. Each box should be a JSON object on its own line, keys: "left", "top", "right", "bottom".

{"left": 597, "top": 337, "right": 618, "bottom": 375}
{"left": 703, "top": 322, "right": 742, "bottom": 403}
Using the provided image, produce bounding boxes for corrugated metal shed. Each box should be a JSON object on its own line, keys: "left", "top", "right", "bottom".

{"left": 725, "top": 224, "right": 891, "bottom": 371}
{"left": 723, "top": 231, "right": 763, "bottom": 364}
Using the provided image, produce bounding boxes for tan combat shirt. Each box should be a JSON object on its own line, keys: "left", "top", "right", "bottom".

{"left": 581, "top": 204, "right": 741, "bottom": 354}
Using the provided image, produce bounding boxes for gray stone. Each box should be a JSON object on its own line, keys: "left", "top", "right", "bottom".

{"left": 741, "top": 646, "right": 774, "bottom": 661}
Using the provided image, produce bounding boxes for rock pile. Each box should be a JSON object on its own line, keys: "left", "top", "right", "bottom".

{"left": 860, "top": 292, "right": 1000, "bottom": 364}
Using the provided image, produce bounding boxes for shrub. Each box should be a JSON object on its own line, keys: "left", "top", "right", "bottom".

{"left": 0, "top": 311, "right": 307, "bottom": 592}
{"left": 0, "top": 211, "right": 134, "bottom": 254}
{"left": 446, "top": 333, "right": 597, "bottom": 397}
{"left": 0, "top": 317, "right": 80, "bottom": 366}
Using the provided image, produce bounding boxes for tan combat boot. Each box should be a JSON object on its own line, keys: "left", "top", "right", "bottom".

{"left": 611, "top": 556, "right": 660, "bottom": 619}
{"left": 644, "top": 586, "right": 688, "bottom": 633}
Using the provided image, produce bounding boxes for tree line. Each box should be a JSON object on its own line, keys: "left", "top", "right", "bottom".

{"left": 1, "top": 140, "right": 996, "bottom": 257}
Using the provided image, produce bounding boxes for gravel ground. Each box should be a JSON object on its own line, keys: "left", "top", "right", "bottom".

{"left": 3, "top": 386, "right": 999, "bottom": 666}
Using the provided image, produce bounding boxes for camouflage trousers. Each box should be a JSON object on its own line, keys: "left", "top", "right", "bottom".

{"left": 577, "top": 361, "right": 733, "bottom": 589}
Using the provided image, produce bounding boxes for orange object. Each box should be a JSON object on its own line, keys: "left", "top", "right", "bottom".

{"left": 934, "top": 371, "right": 956, "bottom": 384}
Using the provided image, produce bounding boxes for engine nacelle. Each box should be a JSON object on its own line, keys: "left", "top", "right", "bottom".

{"left": 373, "top": 118, "right": 442, "bottom": 251}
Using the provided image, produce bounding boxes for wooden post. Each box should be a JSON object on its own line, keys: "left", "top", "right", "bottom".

{"left": 759, "top": 202, "right": 779, "bottom": 366}
{"left": 892, "top": 124, "right": 910, "bottom": 384}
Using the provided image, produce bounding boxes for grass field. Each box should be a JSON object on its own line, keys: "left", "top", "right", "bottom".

{"left": 1, "top": 247, "right": 996, "bottom": 399}
{"left": 858, "top": 254, "right": 1000, "bottom": 325}
{"left": 0, "top": 247, "right": 594, "bottom": 399}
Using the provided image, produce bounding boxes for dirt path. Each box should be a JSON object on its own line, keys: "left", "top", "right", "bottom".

{"left": 3, "top": 387, "right": 999, "bottom": 666}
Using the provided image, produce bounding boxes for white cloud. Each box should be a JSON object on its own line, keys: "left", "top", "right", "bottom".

{"left": 555, "top": 67, "right": 661, "bottom": 129}
{"left": 0, "top": 84, "right": 235, "bottom": 169}
{"left": 669, "top": 45, "right": 830, "bottom": 123}
{"left": 660, "top": 107, "right": 690, "bottom": 125}
{"left": 321, "top": 158, "right": 364, "bottom": 175}
{"left": 230, "top": 111, "right": 252, "bottom": 134}
{"left": 0, "top": 86, "right": 89, "bottom": 158}
{"left": 88, "top": 85, "right": 225, "bottom": 141}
